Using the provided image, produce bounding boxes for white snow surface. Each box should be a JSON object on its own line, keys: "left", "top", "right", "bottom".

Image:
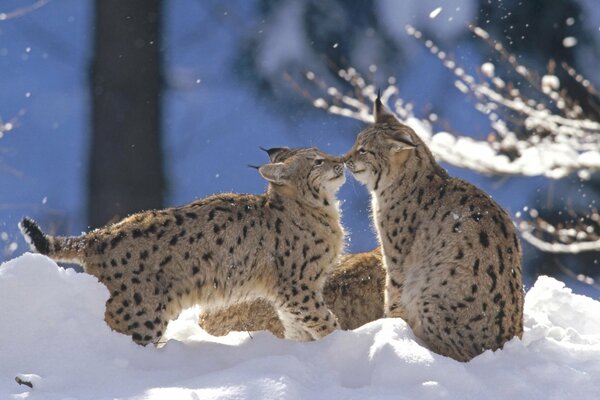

{"left": 1, "top": 253, "right": 600, "bottom": 400}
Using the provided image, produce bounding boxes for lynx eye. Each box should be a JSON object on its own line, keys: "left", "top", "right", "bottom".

{"left": 314, "top": 159, "right": 324, "bottom": 166}
{"left": 358, "top": 147, "right": 367, "bottom": 155}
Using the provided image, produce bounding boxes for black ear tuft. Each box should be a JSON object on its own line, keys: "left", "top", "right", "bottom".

{"left": 373, "top": 89, "right": 383, "bottom": 111}
{"left": 373, "top": 91, "right": 397, "bottom": 124}
{"left": 259, "top": 146, "right": 291, "bottom": 163}
{"left": 247, "top": 164, "right": 261, "bottom": 170}
{"left": 374, "top": 89, "right": 383, "bottom": 117}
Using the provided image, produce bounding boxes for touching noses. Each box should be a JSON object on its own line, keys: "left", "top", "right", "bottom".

{"left": 344, "top": 155, "right": 355, "bottom": 171}
{"left": 333, "top": 162, "right": 344, "bottom": 176}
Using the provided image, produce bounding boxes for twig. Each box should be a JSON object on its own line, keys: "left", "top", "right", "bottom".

{"left": 0, "top": 0, "right": 50, "bottom": 21}
{"left": 15, "top": 376, "right": 33, "bottom": 389}
{"left": 521, "top": 230, "right": 600, "bottom": 253}
{"left": 297, "top": 24, "right": 600, "bottom": 254}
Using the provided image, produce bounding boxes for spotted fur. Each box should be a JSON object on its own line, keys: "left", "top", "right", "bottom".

{"left": 344, "top": 97, "right": 524, "bottom": 361}
{"left": 200, "top": 248, "right": 384, "bottom": 337}
{"left": 20, "top": 148, "right": 346, "bottom": 344}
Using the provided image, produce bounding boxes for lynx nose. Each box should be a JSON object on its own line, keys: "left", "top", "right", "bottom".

{"left": 344, "top": 159, "right": 355, "bottom": 171}
{"left": 334, "top": 163, "right": 344, "bottom": 176}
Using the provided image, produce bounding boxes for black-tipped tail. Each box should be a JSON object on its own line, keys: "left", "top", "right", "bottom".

{"left": 19, "top": 217, "right": 50, "bottom": 255}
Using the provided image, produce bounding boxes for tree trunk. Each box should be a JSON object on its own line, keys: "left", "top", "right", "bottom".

{"left": 89, "top": 0, "right": 165, "bottom": 228}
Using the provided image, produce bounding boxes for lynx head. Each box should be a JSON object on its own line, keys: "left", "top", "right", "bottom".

{"left": 258, "top": 147, "right": 345, "bottom": 208}
{"left": 344, "top": 95, "right": 418, "bottom": 192}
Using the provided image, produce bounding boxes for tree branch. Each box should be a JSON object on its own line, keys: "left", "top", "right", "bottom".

{"left": 0, "top": 0, "right": 50, "bottom": 21}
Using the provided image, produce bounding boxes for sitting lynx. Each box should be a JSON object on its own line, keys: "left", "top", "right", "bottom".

{"left": 200, "top": 248, "right": 384, "bottom": 337}
{"left": 344, "top": 96, "right": 524, "bottom": 361}
{"left": 20, "top": 147, "right": 346, "bottom": 344}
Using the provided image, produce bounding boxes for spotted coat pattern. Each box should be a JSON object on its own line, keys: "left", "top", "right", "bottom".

{"left": 200, "top": 248, "right": 384, "bottom": 337}
{"left": 344, "top": 101, "right": 524, "bottom": 361}
{"left": 20, "top": 148, "right": 346, "bottom": 345}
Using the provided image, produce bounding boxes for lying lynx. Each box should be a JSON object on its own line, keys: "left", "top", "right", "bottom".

{"left": 344, "top": 96, "right": 524, "bottom": 361}
{"left": 20, "top": 147, "right": 346, "bottom": 344}
{"left": 200, "top": 248, "right": 384, "bottom": 337}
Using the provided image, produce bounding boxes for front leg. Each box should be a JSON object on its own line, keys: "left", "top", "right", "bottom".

{"left": 275, "top": 288, "right": 339, "bottom": 341}
{"left": 384, "top": 269, "right": 408, "bottom": 320}
{"left": 384, "top": 273, "right": 406, "bottom": 319}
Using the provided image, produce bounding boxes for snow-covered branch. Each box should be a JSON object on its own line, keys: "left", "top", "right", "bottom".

{"left": 297, "top": 25, "right": 600, "bottom": 254}
{"left": 0, "top": 110, "right": 24, "bottom": 140}
{"left": 519, "top": 209, "right": 600, "bottom": 253}
{"left": 301, "top": 26, "right": 600, "bottom": 180}
{"left": 521, "top": 232, "right": 600, "bottom": 253}
{"left": 0, "top": 0, "right": 50, "bottom": 21}
{"left": 0, "top": 116, "right": 17, "bottom": 139}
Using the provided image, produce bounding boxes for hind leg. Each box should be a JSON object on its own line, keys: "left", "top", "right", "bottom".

{"left": 104, "top": 290, "right": 169, "bottom": 346}
{"left": 200, "top": 300, "right": 285, "bottom": 338}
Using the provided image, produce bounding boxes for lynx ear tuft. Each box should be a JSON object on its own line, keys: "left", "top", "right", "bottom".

{"left": 259, "top": 146, "right": 291, "bottom": 163}
{"left": 374, "top": 89, "right": 383, "bottom": 115}
{"left": 258, "top": 163, "right": 291, "bottom": 185}
{"left": 373, "top": 91, "right": 398, "bottom": 124}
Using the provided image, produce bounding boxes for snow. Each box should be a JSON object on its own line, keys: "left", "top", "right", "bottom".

{"left": 2, "top": 254, "right": 600, "bottom": 399}
{"left": 257, "top": 2, "right": 312, "bottom": 76}
{"left": 377, "top": 0, "right": 475, "bottom": 43}
{"left": 396, "top": 115, "right": 600, "bottom": 179}
{"left": 541, "top": 75, "right": 560, "bottom": 92}
{"left": 429, "top": 7, "right": 442, "bottom": 19}
{"left": 481, "top": 62, "right": 495, "bottom": 78}
{"left": 562, "top": 36, "right": 578, "bottom": 48}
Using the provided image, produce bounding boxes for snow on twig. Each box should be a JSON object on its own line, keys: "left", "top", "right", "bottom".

{"left": 297, "top": 25, "right": 600, "bottom": 254}
{"left": 0, "top": 0, "right": 50, "bottom": 21}
{"left": 0, "top": 110, "right": 25, "bottom": 140}
{"left": 300, "top": 26, "right": 600, "bottom": 181}
{"left": 521, "top": 231, "right": 600, "bottom": 253}
{"left": 519, "top": 208, "right": 600, "bottom": 253}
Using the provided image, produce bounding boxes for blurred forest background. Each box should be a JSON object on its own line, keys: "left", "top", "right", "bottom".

{"left": 1, "top": 0, "right": 600, "bottom": 298}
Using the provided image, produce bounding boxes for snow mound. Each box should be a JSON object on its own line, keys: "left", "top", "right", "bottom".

{"left": 1, "top": 253, "right": 600, "bottom": 399}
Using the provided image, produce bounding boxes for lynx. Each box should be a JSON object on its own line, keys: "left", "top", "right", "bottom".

{"left": 200, "top": 248, "right": 384, "bottom": 337}
{"left": 20, "top": 147, "right": 346, "bottom": 344}
{"left": 344, "top": 96, "right": 524, "bottom": 361}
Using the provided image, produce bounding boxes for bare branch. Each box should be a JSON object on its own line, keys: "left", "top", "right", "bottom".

{"left": 554, "top": 258, "right": 600, "bottom": 290}
{"left": 15, "top": 376, "right": 33, "bottom": 389}
{"left": 519, "top": 208, "right": 600, "bottom": 253}
{"left": 521, "top": 231, "right": 600, "bottom": 253}
{"left": 0, "top": 109, "right": 25, "bottom": 139}
{"left": 296, "top": 25, "right": 600, "bottom": 255}
{"left": 300, "top": 25, "right": 600, "bottom": 181}
{"left": 0, "top": 0, "right": 50, "bottom": 21}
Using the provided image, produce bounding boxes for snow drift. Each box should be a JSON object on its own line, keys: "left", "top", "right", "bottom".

{"left": 1, "top": 253, "right": 600, "bottom": 399}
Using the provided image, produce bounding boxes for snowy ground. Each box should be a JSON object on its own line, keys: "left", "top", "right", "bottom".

{"left": 1, "top": 254, "right": 600, "bottom": 400}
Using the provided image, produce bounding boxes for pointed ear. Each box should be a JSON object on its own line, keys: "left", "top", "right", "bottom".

{"left": 373, "top": 91, "right": 398, "bottom": 124}
{"left": 260, "top": 146, "right": 290, "bottom": 163}
{"left": 385, "top": 132, "right": 417, "bottom": 152}
{"left": 258, "top": 163, "right": 291, "bottom": 185}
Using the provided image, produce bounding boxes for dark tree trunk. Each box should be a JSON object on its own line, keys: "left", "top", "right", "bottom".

{"left": 89, "top": 0, "right": 165, "bottom": 228}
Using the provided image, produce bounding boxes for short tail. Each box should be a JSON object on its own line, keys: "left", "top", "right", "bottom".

{"left": 19, "top": 217, "right": 84, "bottom": 263}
